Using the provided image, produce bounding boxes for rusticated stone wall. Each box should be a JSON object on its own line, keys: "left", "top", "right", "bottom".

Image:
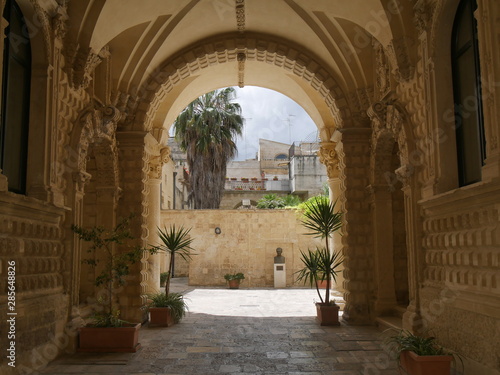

{"left": 0, "top": 195, "right": 68, "bottom": 374}
{"left": 420, "top": 182, "right": 500, "bottom": 373}
{"left": 160, "top": 209, "right": 327, "bottom": 288}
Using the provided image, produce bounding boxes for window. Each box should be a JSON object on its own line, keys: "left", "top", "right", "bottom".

{"left": 275, "top": 153, "right": 288, "bottom": 160}
{"left": 452, "top": 0, "right": 485, "bottom": 186}
{"left": 1, "top": 0, "right": 31, "bottom": 194}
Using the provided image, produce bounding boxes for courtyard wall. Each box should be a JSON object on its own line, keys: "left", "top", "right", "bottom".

{"left": 160, "top": 209, "right": 326, "bottom": 288}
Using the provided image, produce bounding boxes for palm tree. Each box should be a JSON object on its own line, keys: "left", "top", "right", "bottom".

{"left": 173, "top": 87, "right": 243, "bottom": 209}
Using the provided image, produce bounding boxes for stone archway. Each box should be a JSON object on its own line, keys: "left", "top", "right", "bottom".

{"left": 67, "top": 105, "right": 123, "bottom": 322}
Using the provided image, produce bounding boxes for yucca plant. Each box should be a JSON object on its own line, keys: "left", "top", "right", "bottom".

{"left": 151, "top": 225, "right": 195, "bottom": 295}
{"left": 296, "top": 198, "right": 343, "bottom": 305}
{"left": 146, "top": 292, "right": 188, "bottom": 323}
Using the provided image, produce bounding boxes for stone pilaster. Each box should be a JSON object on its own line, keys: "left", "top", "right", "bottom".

{"left": 116, "top": 131, "right": 148, "bottom": 322}
{"left": 367, "top": 184, "right": 397, "bottom": 315}
{"left": 336, "top": 128, "right": 373, "bottom": 325}
{"left": 396, "top": 165, "right": 423, "bottom": 332}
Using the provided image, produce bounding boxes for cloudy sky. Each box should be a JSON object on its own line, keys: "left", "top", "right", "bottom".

{"left": 232, "top": 86, "right": 318, "bottom": 160}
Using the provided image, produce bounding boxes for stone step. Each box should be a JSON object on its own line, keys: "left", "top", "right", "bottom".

{"left": 393, "top": 305, "right": 407, "bottom": 319}
{"left": 375, "top": 315, "right": 403, "bottom": 331}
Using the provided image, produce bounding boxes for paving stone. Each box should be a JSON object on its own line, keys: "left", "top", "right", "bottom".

{"left": 40, "top": 281, "right": 399, "bottom": 375}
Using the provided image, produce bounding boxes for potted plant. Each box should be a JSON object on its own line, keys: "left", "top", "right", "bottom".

{"left": 224, "top": 273, "right": 245, "bottom": 289}
{"left": 296, "top": 197, "right": 343, "bottom": 326}
{"left": 145, "top": 225, "right": 194, "bottom": 326}
{"left": 71, "top": 215, "right": 155, "bottom": 352}
{"left": 146, "top": 292, "right": 188, "bottom": 327}
{"left": 385, "top": 329, "right": 462, "bottom": 375}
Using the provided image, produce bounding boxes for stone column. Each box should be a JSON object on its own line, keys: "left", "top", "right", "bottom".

{"left": 116, "top": 131, "right": 148, "bottom": 322}
{"left": 367, "top": 185, "right": 397, "bottom": 315}
{"left": 145, "top": 144, "right": 171, "bottom": 293}
{"left": 336, "top": 128, "right": 373, "bottom": 325}
{"left": 146, "top": 171, "right": 162, "bottom": 293}
{"left": 318, "top": 142, "right": 344, "bottom": 293}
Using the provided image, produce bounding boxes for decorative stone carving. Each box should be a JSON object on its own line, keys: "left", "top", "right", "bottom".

{"left": 413, "top": 0, "right": 437, "bottom": 35}
{"left": 235, "top": 0, "right": 245, "bottom": 32}
{"left": 69, "top": 46, "right": 110, "bottom": 90}
{"left": 318, "top": 142, "right": 339, "bottom": 179}
{"left": 29, "top": 0, "right": 53, "bottom": 62}
{"left": 374, "top": 42, "right": 391, "bottom": 99}
{"left": 237, "top": 51, "right": 246, "bottom": 88}
{"left": 72, "top": 171, "right": 91, "bottom": 194}
{"left": 147, "top": 146, "right": 171, "bottom": 180}
{"left": 52, "top": 2, "right": 68, "bottom": 41}
{"left": 386, "top": 36, "right": 415, "bottom": 82}
{"left": 75, "top": 105, "right": 123, "bottom": 189}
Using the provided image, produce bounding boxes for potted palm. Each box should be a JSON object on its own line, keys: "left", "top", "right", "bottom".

{"left": 386, "top": 330, "right": 462, "bottom": 375}
{"left": 71, "top": 215, "right": 155, "bottom": 352}
{"left": 224, "top": 273, "right": 245, "bottom": 289}
{"left": 145, "top": 225, "right": 194, "bottom": 326}
{"left": 296, "top": 197, "right": 343, "bottom": 326}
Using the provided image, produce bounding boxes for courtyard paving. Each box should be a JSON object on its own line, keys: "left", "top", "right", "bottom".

{"left": 40, "top": 279, "right": 400, "bottom": 375}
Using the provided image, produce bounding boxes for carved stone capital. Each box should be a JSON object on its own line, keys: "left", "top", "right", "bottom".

{"left": 318, "top": 142, "right": 340, "bottom": 179}
{"left": 72, "top": 171, "right": 92, "bottom": 193}
{"left": 160, "top": 146, "right": 171, "bottom": 164}
{"left": 395, "top": 164, "right": 414, "bottom": 189}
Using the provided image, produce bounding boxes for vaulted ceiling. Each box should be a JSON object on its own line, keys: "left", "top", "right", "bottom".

{"left": 64, "top": 0, "right": 418, "bottom": 136}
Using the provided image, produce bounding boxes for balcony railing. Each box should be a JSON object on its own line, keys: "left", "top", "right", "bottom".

{"left": 224, "top": 179, "right": 290, "bottom": 191}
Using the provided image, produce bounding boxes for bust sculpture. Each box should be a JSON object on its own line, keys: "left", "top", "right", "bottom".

{"left": 274, "top": 247, "right": 285, "bottom": 264}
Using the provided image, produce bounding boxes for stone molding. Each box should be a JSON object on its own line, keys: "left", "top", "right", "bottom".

{"left": 133, "top": 32, "right": 348, "bottom": 132}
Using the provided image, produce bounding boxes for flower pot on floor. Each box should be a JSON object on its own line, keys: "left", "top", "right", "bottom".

{"left": 316, "top": 303, "right": 340, "bottom": 326}
{"left": 149, "top": 307, "right": 175, "bottom": 327}
{"left": 228, "top": 279, "right": 241, "bottom": 289}
{"left": 78, "top": 323, "right": 141, "bottom": 352}
{"left": 399, "top": 351, "right": 453, "bottom": 375}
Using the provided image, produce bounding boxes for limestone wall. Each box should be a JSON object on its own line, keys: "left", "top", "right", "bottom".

{"left": 160, "top": 209, "right": 327, "bottom": 288}
{"left": 419, "top": 182, "right": 500, "bottom": 373}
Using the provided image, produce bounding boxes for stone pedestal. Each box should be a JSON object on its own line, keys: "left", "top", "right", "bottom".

{"left": 274, "top": 263, "right": 286, "bottom": 288}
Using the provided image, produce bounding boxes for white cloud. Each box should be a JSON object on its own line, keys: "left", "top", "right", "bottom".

{"left": 233, "top": 86, "right": 318, "bottom": 160}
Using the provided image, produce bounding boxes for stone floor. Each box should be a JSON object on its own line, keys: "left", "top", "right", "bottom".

{"left": 39, "top": 279, "right": 400, "bottom": 375}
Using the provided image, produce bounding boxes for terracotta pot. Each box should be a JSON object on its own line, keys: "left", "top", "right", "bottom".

{"left": 315, "top": 303, "right": 340, "bottom": 326}
{"left": 399, "top": 351, "right": 452, "bottom": 375}
{"left": 78, "top": 323, "right": 141, "bottom": 352}
{"left": 149, "top": 307, "right": 174, "bottom": 327}
{"left": 228, "top": 279, "right": 241, "bottom": 289}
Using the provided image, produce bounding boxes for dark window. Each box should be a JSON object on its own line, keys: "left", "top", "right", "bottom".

{"left": 1, "top": 0, "right": 31, "bottom": 194}
{"left": 452, "top": 0, "right": 485, "bottom": 186}
{"left": 275, "top": 154, "right": 288, "bottom": 160}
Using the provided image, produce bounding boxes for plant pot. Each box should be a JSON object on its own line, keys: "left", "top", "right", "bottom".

{"left": 149, "top": 307, "right": 175, "bottom": 327}
{"left": 78, "top": 323, "right": 141, "bottom": 352}
{"left": 399, "top": 351, "right": 452, "bottom": 375}
{"left": 228, "top": 279, "right": 241, "bottom": 289}
{"left": 315, "top": 303, "right": 340, "bottom": 326}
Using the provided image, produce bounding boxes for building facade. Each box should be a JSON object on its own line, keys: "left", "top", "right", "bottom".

{"left": 0, "top": 0, "right": 499, "bottom": 373}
